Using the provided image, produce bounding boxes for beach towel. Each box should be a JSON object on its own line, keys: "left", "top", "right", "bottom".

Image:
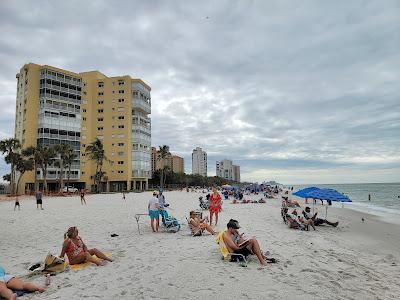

{"left": 65, "top": 253, "right": 112, "bottom": 272}
{"left": 216, "top": 231, "right": 230, "bottom": 259}
{"left": 0, "top": 290, "right": 28, "bottom": 300}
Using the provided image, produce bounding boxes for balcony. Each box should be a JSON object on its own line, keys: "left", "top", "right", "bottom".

{"left": 132, "top": 97, "right": 151, "bottom": 114}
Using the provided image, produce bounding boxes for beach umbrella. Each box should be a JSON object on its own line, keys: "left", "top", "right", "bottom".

{"left": 221, "top": 184, "right": 232, "bottom": 189}
{"left": 306, "top": 188, "right": 351, "bottom": 218}
{"left": 292, "top": 187, "right": 320, "bottom": 198}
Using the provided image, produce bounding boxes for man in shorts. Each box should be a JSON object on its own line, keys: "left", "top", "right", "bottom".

{"left": 148, "top": 192, "right": 160, "bottom": 232}
{"left": 35, "top": 191, "right": 43, "bottom": 210}
{"left": 223, "top": 219, "right": 271, "bottom": 266}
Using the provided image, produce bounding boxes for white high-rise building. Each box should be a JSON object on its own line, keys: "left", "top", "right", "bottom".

{"left": 192, "top": 147, "right": 207, "bottom": 176}
{"left": 216, "top": 159, "right": 240, "bottom": 182}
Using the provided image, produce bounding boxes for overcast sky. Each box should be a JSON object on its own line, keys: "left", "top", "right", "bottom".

{"left": 0, "top": 0, "right": 399, "bottom": 184}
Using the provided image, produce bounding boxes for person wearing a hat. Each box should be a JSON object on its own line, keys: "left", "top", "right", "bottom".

{"left": 148, "top": 191, "right": 160, "bottom": 232}
{"left": 223, "top": 219, "right": 273, "bottom": 266}
{"left": 302, "top": 207, "right": 338, "bottom": 227}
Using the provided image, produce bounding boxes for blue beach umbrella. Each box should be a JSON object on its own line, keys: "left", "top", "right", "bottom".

{"left": 293, "top": 187, "right": 320, "bottom": 198}
{"left": 307, "top": 188, "right": 351, "bottom": 218}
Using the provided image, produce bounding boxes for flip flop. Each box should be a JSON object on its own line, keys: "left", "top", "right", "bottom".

{"left": 266, "top": 258, "right": 278, "bottom": 263}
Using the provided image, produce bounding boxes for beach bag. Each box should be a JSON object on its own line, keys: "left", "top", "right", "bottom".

{"left": 43, "top": 253, "right": 65, "bottom": 273}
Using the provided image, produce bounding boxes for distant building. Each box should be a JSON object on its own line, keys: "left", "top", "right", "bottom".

{"left": 192, "top": 147, "right": 207, "bottom": 176}
{"left": 172, "top": 155, "right": 184, "bottom": 174}
{"left": 153, "top": 147, "right": 185, "bottom": 174}
{"left": 233, "top": 165, "right": 240, "bottom": 182}
{"left": 216, "top": 159, "right": 240, "bottom": 182}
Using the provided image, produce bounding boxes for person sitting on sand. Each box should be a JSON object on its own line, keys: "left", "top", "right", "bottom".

{"left": 188, "top": 211, "right": 216, "bottom": 236}
{"left": 0, "top": 265, "right": 45, "bottom": 300}
{"left": 223, "top": 219, "right": 274, "bottom": 266}
{"left": 302, "top": 207, "right": 338, "bottom": 227}
{"left": 60, "top": 227, "right": 113, "bottom": 266}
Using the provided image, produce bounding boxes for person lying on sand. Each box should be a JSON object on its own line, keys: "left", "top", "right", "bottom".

{"left": 188, "top": 211, "right": 217, "bottom": 236}
{"left": 0, "top": 265, "right": 45, "bottom": 300}
{"left": 60, "top": 227, "right": 113, "bottom": 266}
{"left": 302, "top": 207, "right": 338, "bottom": 227}
{"left": 223, "top": 219, "right": 275, "bottom": 266}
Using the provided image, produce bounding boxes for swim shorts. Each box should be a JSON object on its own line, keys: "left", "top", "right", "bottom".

{"left": 149, "top": 210, "right": 159, "bottom": 219}
{"left": 0, "top": 275, "right": 14, "bottom": 284}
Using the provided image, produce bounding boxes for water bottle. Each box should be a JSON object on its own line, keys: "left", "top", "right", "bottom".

{"left": 44, "top": 274, "right": 51, "bottom": 286}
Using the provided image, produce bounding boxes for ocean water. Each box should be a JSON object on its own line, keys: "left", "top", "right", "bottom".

{"left": 291, "top": 183, "right": 400, "bottom": 224}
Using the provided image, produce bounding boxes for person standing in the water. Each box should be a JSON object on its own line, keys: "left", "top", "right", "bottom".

{"left": 368, "top": 194, "right": 371, "bottom": 201}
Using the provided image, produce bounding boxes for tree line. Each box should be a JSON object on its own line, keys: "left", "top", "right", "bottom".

{"left": 0, "top": 137, "right": 107, "bottom": 194}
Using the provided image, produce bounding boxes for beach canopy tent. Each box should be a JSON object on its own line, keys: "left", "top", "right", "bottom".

{"left": 306, "top": 188, "right": 351, "bottom": 218}
{"left": 292, "top": 187, "right": 320, "bottom": 198}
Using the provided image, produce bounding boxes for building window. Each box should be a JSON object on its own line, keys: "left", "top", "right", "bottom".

{"left": 118, "top": 125, "right": 124, "bottom": 129}
{"left": 118, "top": 116, "right": 124, "bottom": 120}
{"left": 118, "top": 98, "right": 124, "bottom": 103}
{"left": 118, "top": 161, "right": 124, "bottom": 165}
{"left": 118, "top": 143, "right": 124, "bottom": 146}
{"left": 118, "top": 90, "right": 124, "bottom": 94}
{"left": 98, "top": 100, "right": 104, "bottom": 104}
{"left": 83, "top": 117, "right": 86, "bottom": 121}
{"left": 117, "top": 170, "right": 124, "bottom": 174}
{"left": 118, "top": 80, "right": 124, "bottom": 86}
{"left": 83, "top": 109, "right": 86, "bottom": 112}
{"left": 81, "top": 171, "right": 85, "bottom": 175}
{"left": 98, "top": 109, "right": 104, "bottom": 113}
{"left": 98, "top": 82, "right": 104, "bottom": 88}
{"left": 98, "top": 92, "right": 104, "bottom": 96}
{"left": 97, "top": 127, "right": 103, "bottom": 131}
{"left": 97, "top": 118, "right": 103, "bottom": 122}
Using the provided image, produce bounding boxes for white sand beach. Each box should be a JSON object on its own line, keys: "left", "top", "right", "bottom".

{"left": 1, "top": 191, "right": 399, "bottom": 300}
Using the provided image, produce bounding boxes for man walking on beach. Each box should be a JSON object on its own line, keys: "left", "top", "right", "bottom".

{"left": 80, "top": 189, "right": 86, "bottom": 205}
{"left": 35, "top": 191, "right": 43, "bottom": 210}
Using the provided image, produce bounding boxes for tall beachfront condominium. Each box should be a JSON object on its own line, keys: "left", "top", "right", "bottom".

{"left": 192, "top": 147, "right": 207, "bottom": 176}
{"left": 14, "top": 63, "right": 151, "bottom": 192}
{"left": 216, "top": 159, "right": 240, "bottom": 182}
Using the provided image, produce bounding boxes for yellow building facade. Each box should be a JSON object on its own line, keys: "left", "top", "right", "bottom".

{"left": 15, "top": 63, "right": 151, "bottom": 193}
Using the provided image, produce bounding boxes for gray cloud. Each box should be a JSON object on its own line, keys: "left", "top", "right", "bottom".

{"left": 0, "top": 0, "right": 399, "bottom": 184}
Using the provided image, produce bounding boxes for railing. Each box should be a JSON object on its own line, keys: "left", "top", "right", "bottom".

{"left": 132, "top": 97, "right": 151, "bottom": 114}
{"left": 38, "top": 133, "right": 81, "bottom": 141}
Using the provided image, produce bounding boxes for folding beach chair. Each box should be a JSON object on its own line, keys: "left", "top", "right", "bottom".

{"left": 160, "top": 209, "right": 181, "bottom": 233}
{"left": 216, "top": 231, "right": 248, "bottom": 267}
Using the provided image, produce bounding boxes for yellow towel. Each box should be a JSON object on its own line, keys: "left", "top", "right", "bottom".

{"left": 65, "top": 253, "right": 112, "bottom": 271}
{"left": 216, "top": 231, "right": 230, "bottom": 259}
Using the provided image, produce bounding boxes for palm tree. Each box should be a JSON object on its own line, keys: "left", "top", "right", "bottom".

{"left": 64, "top": 147, "right": 77, "bottom": 192}
{"left": 157, "top": 145, "right": 170, "bottom": 189}
{"left": 38, "top": 145, "right": 56, "bottom": 193}
{"left": 85, "top": 138, "right": 107, "bottom": 193}
{"left": 54, "top": 144, "right": 73, "bottom": 191}
{"left": 0, "top": 138, "right": 21, "bottom": 195}
{"left": 15, "top": 156, "right": 34, "bottom": 195}
{"left": 22, "top": 146, "right": 42, "bottom": 192}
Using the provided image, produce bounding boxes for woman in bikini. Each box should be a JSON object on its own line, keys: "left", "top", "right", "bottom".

{"left": 60, "top": 227, "right": 113, "bottom": 266}
{"left": 209, "top": 187, "right": 222, "bottom": 226}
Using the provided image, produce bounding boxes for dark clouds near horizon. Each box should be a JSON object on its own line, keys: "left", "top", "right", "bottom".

{"left": 0, "top": 0, "right": 399, "bottom": 184}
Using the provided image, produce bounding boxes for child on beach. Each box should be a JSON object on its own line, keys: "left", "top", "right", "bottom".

{"left": 80, "top": 189, "right": 86, "bottom": 205}
{"left": 0, "top": 265, "right": 45, "bottom": 300}
{"left": 14, "top": 198, "right": 20, "bottom": 211}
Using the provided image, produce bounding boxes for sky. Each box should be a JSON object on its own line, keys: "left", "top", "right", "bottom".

{"left": 0, "top": 0, "right": 399, "bottom": 184}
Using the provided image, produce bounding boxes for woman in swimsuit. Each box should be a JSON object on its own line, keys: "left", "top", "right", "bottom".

{"left": 209, "top": 187, "right": 222, "bottom": 226}
{"left": 188, "top": 211, "right": 217, "bottom": 236}
{"left": 60, "top": 227, "right": 113, "bottom": 266}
